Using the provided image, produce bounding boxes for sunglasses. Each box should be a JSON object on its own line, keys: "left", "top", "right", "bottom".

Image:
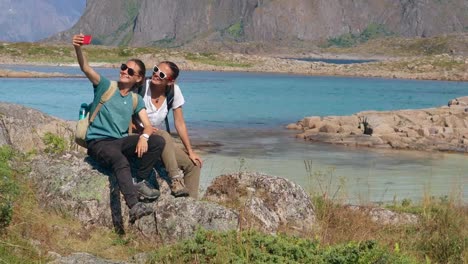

{"left": 153, "top": 65, "right": 173, "bottom": 81}
{"left": 120, "top": 64, "right": 139, "bottom": 77}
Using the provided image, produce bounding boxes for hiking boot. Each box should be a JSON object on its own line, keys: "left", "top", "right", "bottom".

{"left": 170, "top": 173, "right": 189, "bottom": 197}
{"left": 129, "top": 202, "right": 153, "bottom": 224}
{"left": 135, "top": 180, "right": 160, "bottom": 201}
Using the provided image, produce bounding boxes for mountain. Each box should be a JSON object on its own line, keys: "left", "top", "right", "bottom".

{"left": 0, "top": 0, "right": 86, "bottom": 42}
{"left": 51, "top": 0, "right": 467, "bottom": 48}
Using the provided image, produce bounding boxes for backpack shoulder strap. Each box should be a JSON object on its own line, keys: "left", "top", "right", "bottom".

{"left": 131, "top": 92, "right": 138, "bottom": 111}
{"left": 89, "top": 81, "right": 118, "bottom": 122}
{"left": 137, "top": 78, "right": 149, "bottom": 98}
{"left": 128, "top": 92, "right": 139, "bottom": 135}
{"left": 165, "top": 84, "right": 175, "bottom": 110}
{"left": 101, "top": 81, "right": 118, "bottom": 102}
{"left": 164, "top": 84, "right": 175, "bottom": 133}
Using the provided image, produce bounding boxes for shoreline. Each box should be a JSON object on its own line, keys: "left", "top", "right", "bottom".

{"left": 1, "top": 52, "right": 467, "bottom": 82}
{"left": 0, "top": 68, "right": 82, "bottom": 78}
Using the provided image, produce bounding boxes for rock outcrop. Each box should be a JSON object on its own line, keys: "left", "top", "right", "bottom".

{"left": 51, "top": 0, "right": 468, "bottom": 47}
{"left": 346, "top": 205, "right": 419, "bottom": 226}
{"left": 288, "top": 96, "right": 468, "bottom": 152}
{"left": 204, "top": 172, "right": 316, "bottom": 236}
{"left": 26, "top": 149, "right": 316, "bottom": 241}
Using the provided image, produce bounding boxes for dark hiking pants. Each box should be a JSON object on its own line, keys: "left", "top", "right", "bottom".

{"left": 87, "top": 134, "right": 165, "bottom": 208}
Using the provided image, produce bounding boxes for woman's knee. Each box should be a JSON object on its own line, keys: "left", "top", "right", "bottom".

{"left": 187, "top": 163, "right": 201, "bottom": 174}
{"left": 92, "top": 144, "right": 126, "bottom": 168}
{"left": 148, "top": 134, "right": 165, "bottom": 149}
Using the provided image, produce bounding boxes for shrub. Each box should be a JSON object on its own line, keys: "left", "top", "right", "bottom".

{"left": 42, "top": 132, "right": 67, "bottom": 154}
{"left": 149, "top": 229, "right": 416, "bottom": 263}
{"left": 328, "top": 33, "right": 357, "bottom": 48}
{"left": 227, "top": 22, "right": 244, "bottom": 39}
{"left": 327, "top": 23, "right": 393, "bottom": 48}
{"left": 0, "top": 146, "right": 19, "bottom": 231}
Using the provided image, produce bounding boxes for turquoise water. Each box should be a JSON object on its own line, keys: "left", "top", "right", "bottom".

{"left": 1, "top": 65, "right": 467, "bottom": 203}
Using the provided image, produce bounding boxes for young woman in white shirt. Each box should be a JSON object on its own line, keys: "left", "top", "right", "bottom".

{"left": 140, "top": 61, "right": 203, "bottom": 198}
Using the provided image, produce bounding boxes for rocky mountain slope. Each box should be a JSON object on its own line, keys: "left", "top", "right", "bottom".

{"left": 50, "top": 0, "right": 468, "bottom": 48}
{"left": 0, "top": 0, "right": 85, "bottom": 42}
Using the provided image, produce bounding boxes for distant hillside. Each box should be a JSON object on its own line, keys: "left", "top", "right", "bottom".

{"left": 0, "top": 0, "right": 85, "bottom": 42}
{"left": 51, "top": 0, "right": 468, "bottom": 50}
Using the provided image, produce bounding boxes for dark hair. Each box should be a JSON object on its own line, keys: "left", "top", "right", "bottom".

{"left": 128, "top": 58, "right": 146, "bottom": 89}
{"left": 161, "top": 61, "right": 180, "bottom": 80}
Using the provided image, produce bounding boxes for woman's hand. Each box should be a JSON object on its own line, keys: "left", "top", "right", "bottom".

{"left": 72, "top": 34, "right": 84, "bottom": 47}
{"left": 135, "top": 136, "right": 148, "bottom": 157}
{"left": 188, "top": 151, "right": 203, "bottom": 168}
{"left": 72, "top": 34, "right": 100, "bottom": 85}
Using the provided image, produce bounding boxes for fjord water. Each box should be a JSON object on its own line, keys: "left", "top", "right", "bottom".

{"left": 1, "top": 64, "right": 467, "bottom": 203}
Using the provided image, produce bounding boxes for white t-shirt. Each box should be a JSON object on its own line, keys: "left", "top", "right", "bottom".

{"left": 143, "top": 79, "right": 185, "bottom": 129}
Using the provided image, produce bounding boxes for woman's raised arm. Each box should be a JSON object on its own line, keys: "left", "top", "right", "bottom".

{"left": 72, "top": 34, "right": 100, "bottom": 85}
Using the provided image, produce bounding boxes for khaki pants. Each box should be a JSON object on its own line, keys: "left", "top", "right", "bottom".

{"left": 155, "top": 130, "right": 201, "bottom": 199}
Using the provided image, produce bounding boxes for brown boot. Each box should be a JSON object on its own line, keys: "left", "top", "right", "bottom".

{"left": 170, "top": 173, "right": 189, "bottom": 197}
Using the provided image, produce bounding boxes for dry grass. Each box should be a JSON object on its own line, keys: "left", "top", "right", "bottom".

{"left": 2, "top": 174, "right": 157, "bottom": 262}
{"left": 311, "top": 197, "right": 468, "bottom": 263}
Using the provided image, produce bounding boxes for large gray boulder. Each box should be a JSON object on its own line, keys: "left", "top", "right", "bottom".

{"left": 135, "top": 196, "right": 239, "bottom": 243}
{"left": 203, "top": 172, "right": 317, "bottom": 236}
{"left": 0, "top": 103, "right": 76, "bottom": 153}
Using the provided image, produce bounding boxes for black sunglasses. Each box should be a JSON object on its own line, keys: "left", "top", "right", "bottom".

{"left": 153, "top": 65, "right": 173, "bottom": 81}
{"left": 120, "top": 64, "right": 139, "bottom": 77}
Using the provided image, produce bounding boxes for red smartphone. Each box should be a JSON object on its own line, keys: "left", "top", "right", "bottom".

{"left": 82, "top": 35, "right": 92, "bottom": 45}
